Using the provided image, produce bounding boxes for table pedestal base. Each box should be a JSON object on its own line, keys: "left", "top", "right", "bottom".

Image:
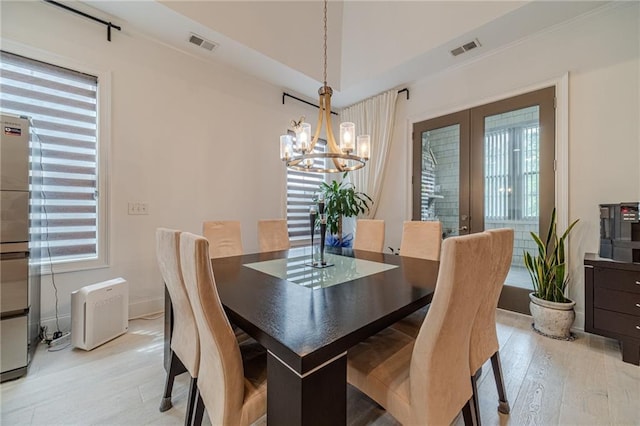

{"left": 267, "top": 351, "right": 347, "bottom": 426}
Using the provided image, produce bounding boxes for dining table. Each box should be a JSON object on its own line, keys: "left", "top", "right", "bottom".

{"left": 164, "top": 246, "right": 439, "bottom": 426}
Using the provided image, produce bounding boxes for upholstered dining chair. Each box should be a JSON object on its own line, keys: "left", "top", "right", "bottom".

{"left": 179, "top": 232, "right": 267, "bottom": 426}
{"left": 353, "top": 219, "right": 385, "bottom": 252}
{"left": 155, "top": 228, "right": 200, "bottom": 425}
{"left": 469, "top": 228, "right": 514, "bottom": 423}
{"left": 390, "top": 220, "right": 442, "bottom": 336}
{"left": 347, "top": 232, "right": 494, "bottom": 426}
{"left": 399, "top": 220, "right": 442, "bottom": 260}
{"left": 257, "top": 219, "right": 290, "bottom": 252}
{"left": 202, "top": 220, "right": 243, "bottom": 259}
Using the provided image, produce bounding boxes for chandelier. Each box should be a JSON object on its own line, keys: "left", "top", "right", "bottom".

{"left": 279, "top": 0, "right": 369, "bottom": 174}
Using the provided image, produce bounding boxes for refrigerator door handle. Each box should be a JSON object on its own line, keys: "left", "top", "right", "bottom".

{"left": 0, "top": 251, "right": 29, "bottom": 260}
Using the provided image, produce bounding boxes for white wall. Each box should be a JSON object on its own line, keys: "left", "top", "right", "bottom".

{"left": 377, "top": 2, "right": 640, "bottom": 329}
{"left": 1, "top": 1, "right": 319, "bottom": 329}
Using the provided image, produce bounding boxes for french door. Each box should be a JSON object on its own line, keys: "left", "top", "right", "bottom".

{"left": 412, "top": 87, "right": 555, "bottom": 313}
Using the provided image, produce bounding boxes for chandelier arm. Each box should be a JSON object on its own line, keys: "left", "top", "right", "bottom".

{"left": 309, "top": 94, "right": 325, "bottom": 152}
{"left": 323, "top": 92, "right": 344, "bottom": 172}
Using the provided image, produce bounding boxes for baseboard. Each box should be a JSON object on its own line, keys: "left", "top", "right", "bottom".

{"left": 573, "top": 311, "right": 585, "bottom": 332}
{"left": 40, "top": 297, "right": 164, "bottom": 335}
{"left": 128, "top": 297, "right": 164, "bottom": 320}
{"left": 40, "top": 314, "right": 72, "bottom": 335}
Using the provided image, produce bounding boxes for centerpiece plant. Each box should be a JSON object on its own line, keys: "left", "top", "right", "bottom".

{"left": 317, "top": 172, "right": 372, "bottom": 247}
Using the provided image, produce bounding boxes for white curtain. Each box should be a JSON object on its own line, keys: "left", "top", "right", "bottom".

{"left": 341, "top": 89, "right": 399, "bottom": 218}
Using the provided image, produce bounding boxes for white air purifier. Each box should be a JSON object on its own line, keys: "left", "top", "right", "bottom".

{"left": 71, "top": 278, "right": 129, "bottom": 350}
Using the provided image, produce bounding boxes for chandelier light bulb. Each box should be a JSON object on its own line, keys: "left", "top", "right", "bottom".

{"left": 297, "top": 122, "right": 311, "bottom": 152}
{"left": 340, "top": 122, "right": 355, "bottom": 153}
{"left": 280, "top": 134, "right": 293, "bottom": 160}
{"left": 357, "top": 135, "right": 370, "bottom": 160}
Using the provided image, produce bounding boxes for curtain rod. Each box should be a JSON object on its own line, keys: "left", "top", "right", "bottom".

{"left": 282, "top": 92, "right": 339, "bottom": 115}
{"left": 44, "top": 0, "right": 122, "bottom": 42}
{"left": 282, "top": 88, "right": 409, "bottom": 113}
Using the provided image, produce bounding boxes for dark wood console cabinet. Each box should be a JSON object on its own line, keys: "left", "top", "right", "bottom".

{"left": 584, "top": 253, "right": 640, "bottom": 365}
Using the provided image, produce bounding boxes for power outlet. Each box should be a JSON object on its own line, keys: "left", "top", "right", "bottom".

{"left": 128, "top": 202, "right": 149, "bottom": 215}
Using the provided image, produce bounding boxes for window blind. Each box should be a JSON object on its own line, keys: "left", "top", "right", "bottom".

{"left": 0, "top": 51, "right": 99, "bottom": 262}
{"left": 484, "top": 124, "right": 539, "bottom": 221}
{"left": 286, "top": 139, "right": 326, "bottom": 246}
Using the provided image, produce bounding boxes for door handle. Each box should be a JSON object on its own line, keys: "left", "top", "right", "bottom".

{"left": 459, "top": 226, "right": 468, "bottom": 232}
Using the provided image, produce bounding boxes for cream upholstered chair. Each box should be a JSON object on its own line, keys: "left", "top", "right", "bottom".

{"left": 347, "top": 232, "right": 494, "bottom": 425}
{"left": 469, "top": 228, "right": 514, "bottom": 422}
{"left": 257, "top": 219, "right": 290, "bottom": 252}
{"left": 399, "top": 220, "right": 442, "bottom": 260}
{"left": 203, "top": 220, "right": 243, "bottom": 259}
{"left": 156, "top": 229, "right": 200, "bottom": 424}
{"left": 390, "top": 220, "right": 442, "bottom": 336}
{"left": 353, "top": 219, "right": 385, "bottom": 252}
{"left": 180, "top": 232, "right": 267, "bottom": 426}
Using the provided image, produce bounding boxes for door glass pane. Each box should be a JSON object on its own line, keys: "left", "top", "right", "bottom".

{"left": 483, "top": 105, "right": 540, "bottom": 289}
{"left": 421, "top": 125, "right": 459, "bottom": 237}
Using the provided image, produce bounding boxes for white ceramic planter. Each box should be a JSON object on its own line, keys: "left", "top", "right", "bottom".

{"left": 529, "top": 293, "right": 576, "bottom": 339}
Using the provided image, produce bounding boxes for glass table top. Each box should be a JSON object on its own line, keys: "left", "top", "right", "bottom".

{"left": 244, "top": 247, "right": 398, "bottom": 289}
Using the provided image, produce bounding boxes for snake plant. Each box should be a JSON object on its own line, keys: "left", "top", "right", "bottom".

{"left": 524, "top": 208, "right": 579, "bottom": 303}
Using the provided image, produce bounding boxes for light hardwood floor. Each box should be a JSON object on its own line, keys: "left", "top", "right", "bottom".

{"left": 1, "top": 309, "right": 638, "bottom": 425}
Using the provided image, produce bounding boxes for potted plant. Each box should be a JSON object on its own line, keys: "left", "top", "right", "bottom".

{"left": 524, "top": 208, "right": 579, "bottom": 339}
{"left": 317, "top": 172, "right": 372, "bottom": 247}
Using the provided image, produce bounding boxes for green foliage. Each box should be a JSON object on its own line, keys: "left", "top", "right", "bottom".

{"left": 317, "top": 172, "right": 372, "bottom": 236}
{"left": 523, "top": 208, "right": 579, "bottom": 303}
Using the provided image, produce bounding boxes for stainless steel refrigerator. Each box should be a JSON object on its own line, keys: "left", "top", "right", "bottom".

{"left": 1, "top": 114, "right": 40, "bottom": 382}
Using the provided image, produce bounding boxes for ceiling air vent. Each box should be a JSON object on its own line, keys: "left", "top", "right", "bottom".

{"left": 188, "top": 33, "right": 218, "bottom": 52}
{"left": 450, "top": 38, "right": 481, "bottom": 57}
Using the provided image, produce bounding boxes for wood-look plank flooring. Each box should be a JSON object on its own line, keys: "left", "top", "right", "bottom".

{"left": 1, "top": 310, "right": 638, "bottom": 425}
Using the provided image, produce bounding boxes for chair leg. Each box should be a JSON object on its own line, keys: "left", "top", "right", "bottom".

{"left": 470, "top": 370, "right": 482, "bottom": 426}
{"left": 185, "top": 377, "right": 198, "bottom": 426}
{"left": 159, "top": 350, "right": 185, "bottom": 412}
{"left": 462, "top": 397, "right": 478, "bottom": 426}
{"left": 191, "top": 389, "right": 205, "bottom": 426}
{"left": 490, "top": 351, "right": 510, "bottom": 414}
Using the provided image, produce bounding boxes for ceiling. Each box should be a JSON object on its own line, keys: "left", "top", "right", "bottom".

{"left": 80, "top": 1, "right": 609, "bottom": 108}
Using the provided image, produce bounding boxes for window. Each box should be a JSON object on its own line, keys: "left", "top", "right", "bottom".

{"left": 0, "top": 50, "right": 104, "bottom": 268}
{"left": 286, "top": 138, "right": 326, "bottom": 246}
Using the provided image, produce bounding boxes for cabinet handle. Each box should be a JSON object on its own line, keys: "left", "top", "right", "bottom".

{"left": 636, "top": 281, "right": 640, "bottom": 285}
{"left": 637, "top": 325, "right": 640, "bottom": 330}
{"left": 637, "top": 304, "right": 640, "bottom": 308}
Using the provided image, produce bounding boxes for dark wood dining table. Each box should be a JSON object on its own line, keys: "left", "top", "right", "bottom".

{"left": 164, "top": 247, "right": 438, "bottom": 426}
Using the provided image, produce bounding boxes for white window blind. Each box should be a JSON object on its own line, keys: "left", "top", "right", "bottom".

{"left": 0, "top": 51, "right": 99, "bottom": 263}
{"left": 286, "top": 139, "right": 326, "bottom": 246}
{"left": 484, "top": 124, "right": 539, "bottom": 221}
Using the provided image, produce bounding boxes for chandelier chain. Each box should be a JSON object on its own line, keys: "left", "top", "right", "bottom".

{"left": 323, "top": 0, "right": 327, "bottom": 86}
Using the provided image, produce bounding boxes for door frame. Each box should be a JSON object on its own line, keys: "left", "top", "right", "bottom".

{"left": 407, "top": 75, "right": 570, "bottom": 315}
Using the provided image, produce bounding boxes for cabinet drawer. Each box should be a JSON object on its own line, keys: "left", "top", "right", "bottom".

{"left": 594, "top": 308, "right": 640, "bottom": 338}
{"left": 594, "top": 267, "right": 640, "bottom": 294}
{"left": 594, "top": 287, "right": 640, "bottom": 316}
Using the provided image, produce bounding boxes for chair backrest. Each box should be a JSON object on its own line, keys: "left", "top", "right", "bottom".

{"left": 203, "top": 221, "right": 243, "bottom": 259}
{"left": 410, "top": 232, "right": 494, "bottom": 425}
{"left": 353, "top": 219, "right": 385, "bottom": 252}
{"left": 155, "top": 228, "right": 199, "bottom": 377}
{"left": 469, "top": 228, "right": 514, "bottom": 373}
{"left": 399, "top": 221, "right": 442, "bottom": 260}
{"left": 257, "top": 219, "right": 291, "bottom": 252}
{"left": 179, "top": 232, "right": 246, "bottom": 425}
